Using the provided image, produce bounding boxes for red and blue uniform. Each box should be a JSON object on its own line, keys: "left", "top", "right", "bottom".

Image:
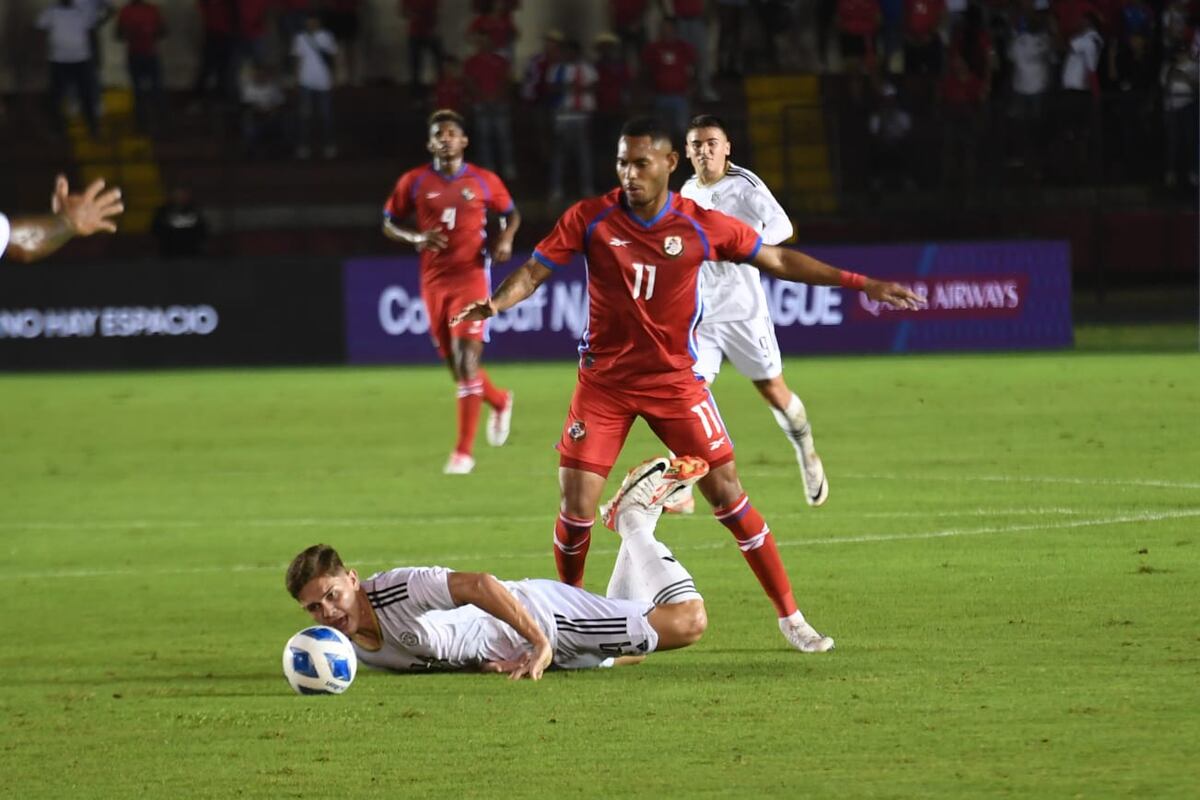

{"left": 383, "top": 163, "right": 514, "bottom": 356}
{"left": 533, "top": 189, "right": 762, "bottom": 476}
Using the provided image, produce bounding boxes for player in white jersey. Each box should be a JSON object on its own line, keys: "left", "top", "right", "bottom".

{"left": 675, "top": 114, "right": 829, "bottom": 510}
{"left": 285, "top": 455, "right": 712, "bottom": 680}
{"left": 0, "top": 174, "right": 123, "bottom": 262}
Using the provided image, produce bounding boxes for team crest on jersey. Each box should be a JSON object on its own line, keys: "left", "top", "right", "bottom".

{"left": 710, "top": 192, "right": 721, "bottom": 205}
{"left": 460, "top": 187, "right": 475, "bottom": 201}
{"left": 567, "top": 420, "right": 586, "bottom": 441}
{"left": 398, "top": 631, "right": 419, "bottom": 646}
{"left": 663, "top": 236, "right": 684, "bottom": 257}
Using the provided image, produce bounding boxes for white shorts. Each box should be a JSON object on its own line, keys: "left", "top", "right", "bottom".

{"left": 693, "top": 316, "right": 783, "bottom": 384}
{"left": 515, "top": 580, "right": 659, "bottom": 670}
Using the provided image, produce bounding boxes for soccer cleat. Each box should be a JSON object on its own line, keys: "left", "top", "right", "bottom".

{"left": 601, "top": 455, "right": 710, "bottom": 531}
{"left": 443, "top": 452, "right": 475, "bottom": 475}
{"left": 486, "top": 391, "right": 514, "bottom": 447}
{"left": 662, "top": 489, "right": 696, "bottom": 515}
{"left": 795, "top": 426, "right": 829, "bottom": 507}
{"left": 779, "top": 616, "right": 835, "bottom": 653}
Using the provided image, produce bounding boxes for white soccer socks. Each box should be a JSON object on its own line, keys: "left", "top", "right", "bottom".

{"left": 771, "top": 393, "right": 829, "bottom": 507}
{"left": 608, "top": 511, "right": 702, "bottom": 606}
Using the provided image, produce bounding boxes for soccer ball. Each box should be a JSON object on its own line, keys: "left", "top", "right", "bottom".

{"left": 282, "top": 626, "right": 358, "bottom": 695}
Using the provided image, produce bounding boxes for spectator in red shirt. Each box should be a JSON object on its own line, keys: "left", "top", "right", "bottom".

{"left": 468, "top": 0, "right": 518, "bottom": 62}
{"left": 938, "top": 51, "right": 988, "bottom": 185}
{"left": 610, "top": 0, "right": 650, "bottom": 70}
{"left": 520, "top": 29, "right": 564, "bottom": 172}
{"left": 664, "top": 0, "right": 718, "bottom": 101}
{"left": 464, "top": 31, "right": 517, "bottom": 179}
{"left": 234, "top": 0, "right": 272, "bottom": 83}
{"left": 401, "top": 0, "right": 442, "bottom": 95}
{"left": 192, "top": 0, "right": 236, "bottom": 107}
{"left": 434, "top": 54, "right": 466, "bottom": 111}
{"left": 116, "top": 1, "right": 166, "bottom": 133}
{"left": 548, "top": 39, "right": 599, "bottom": 203}
{"left": 594, "top": 31, "right": 632, "bottom": 157}
{"left": 903, "top": 0, "right": 945, "bottom": 108}
{"left": 837, "top": 0, "right": 882, "bottom": 78}
{"left": 641, "top": 16, "right": 696, "bottom": 142}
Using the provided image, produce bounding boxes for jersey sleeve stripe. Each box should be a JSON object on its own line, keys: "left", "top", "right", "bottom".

{"left": 532, "top": 250, "right": 565, "bottom": 271}
{"left": 582, "top": 204, "right": 619, "bottom": 249}
{"left": 463, "top": 168, "right": 493, "bottom": 202}
{"left": 742, "top": 234, "right": 764, "bottom": 263}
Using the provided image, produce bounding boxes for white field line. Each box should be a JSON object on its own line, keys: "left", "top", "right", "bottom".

{"left": 740, "top": 470, "right": 1200, "bottom": 492}
{"left": 0, "top": 506, "right": 1092, "bottom": 533}
{"left": 5, "top": 508, "right": 1198, "bottom": 581}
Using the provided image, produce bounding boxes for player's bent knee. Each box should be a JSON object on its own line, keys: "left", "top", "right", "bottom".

{"left": 651, "top": 599, "right": 707, "bottom": 650}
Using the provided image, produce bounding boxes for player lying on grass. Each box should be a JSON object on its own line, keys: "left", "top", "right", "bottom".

{"left": 286, "top": 455, "right": 712, "bottom": 680}
{"left": 1, "top": 174, "right": 124, "bottom": 262}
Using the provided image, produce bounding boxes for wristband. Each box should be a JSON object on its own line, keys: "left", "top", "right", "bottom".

{"left": 839, "top": 271, "right": 867, "bottom": 290}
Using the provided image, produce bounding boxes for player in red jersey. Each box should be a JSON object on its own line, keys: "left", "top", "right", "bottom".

{"left": 455, "top": 117, "right": 924, "bottom": 653}
{"left": 383, "top": 109, "right": 521, "bottom": 475}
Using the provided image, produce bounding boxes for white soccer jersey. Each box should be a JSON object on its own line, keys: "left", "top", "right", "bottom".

{"left": 681, "top": 163, "right": 793, "bottom": 323}
{"left": 0, "top": 213, "right": 9, "bottom": 260}
{"left": 355, "top": 567, "right": 656, "bottom": 672}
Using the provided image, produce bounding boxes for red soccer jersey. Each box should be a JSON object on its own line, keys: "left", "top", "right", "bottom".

{"left": 117, "top": 3, "right": 165, "bottom": 57}
{"left": 464, "top": 51, "right": 511, "bottom": 102}
{"left": 641, "top": 39, "right": 695, "bottom": 94}
{"left": 383, "top": 163, "right": 515, "bottom": 287}
{"left": 905, "top": 0, "right": 944, "bottom": 39}
{"left": 533, "top": 189, "right": 763, "bottom": 390}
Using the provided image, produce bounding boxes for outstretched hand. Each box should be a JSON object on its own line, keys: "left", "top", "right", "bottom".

{"left": 480, "top": 641, "right": 553, "bottom": 681}
{"left": 865, "top": 279, "right": 926, "bottom": 310}
{"left": 450, "top": 298, "right": 496, "bottom": 326}
{"left": 52, "top": 175, "right": 124, "bottom": 236}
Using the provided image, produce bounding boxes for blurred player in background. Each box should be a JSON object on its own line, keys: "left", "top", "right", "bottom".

{"left": 285, "top": 455, "right": 711, "bottom": 680}
{"left": 1, "top": 174, "right": 124, "bottom": 263}
{"left": 667, "top": 114, "right": 828, "bottom": 515}
{"left": 382, "top": 109, "right": 521, "bottom": 475}
{"left": 454, "top": 118, "right": 924, "bottom": 652}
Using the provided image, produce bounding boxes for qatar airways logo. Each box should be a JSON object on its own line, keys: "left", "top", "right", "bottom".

{"left": 856, "top": 276, "right": 1027, "bottom": 320}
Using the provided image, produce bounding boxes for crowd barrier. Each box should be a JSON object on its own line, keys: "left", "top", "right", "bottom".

{"left": 346, "top": 241, "right": 1073, "bottom": 364}
{"left": 0, "top": 259, "right": 343, "bottom": 369}
{"left": 0, "top": 241, "right": 1071, "bottom": 370}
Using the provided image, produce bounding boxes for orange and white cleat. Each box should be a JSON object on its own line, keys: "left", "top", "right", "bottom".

{"left": 601, "top": 455, "right": 709, "bottom": 531}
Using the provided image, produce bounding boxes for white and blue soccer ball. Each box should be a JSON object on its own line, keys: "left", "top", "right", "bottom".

{"left": 282, "top": 626, "right": 358, "bottom": 695}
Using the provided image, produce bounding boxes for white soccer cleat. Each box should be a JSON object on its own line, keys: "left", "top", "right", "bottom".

{"left": 796, "top": 425, "right": 829, "bottom": 507}
{"left": 779, "top": 615, "right": 835, "bottom": 653}
{"left": 601, "top": 455, "right": 710, "bottom": 531}
{"left": 443, "top": 452, "right": 475, "bottom": 475}
{"left": 486, "top": 391, "right": 514, "bottom": 447}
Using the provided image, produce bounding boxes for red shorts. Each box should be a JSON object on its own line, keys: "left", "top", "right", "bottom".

{"left": 556, "top": 374, "right": 736, "bottom": 477}
{"left": 423, "top": 276, "right": 490, "bottom": 359}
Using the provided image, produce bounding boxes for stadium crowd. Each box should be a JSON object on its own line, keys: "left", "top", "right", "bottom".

{"left": 6, "top": 0, "right": 1198, "bottom": 196}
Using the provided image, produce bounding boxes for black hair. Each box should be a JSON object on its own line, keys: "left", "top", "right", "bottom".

{"left": 686, "top": 114, "right": 729, "bottom": 136}
{"left": 619, "top": 116, "right": 674, "bottom": 148}
{"left": 428, "top": 108, "right": 466, "bottom": 132}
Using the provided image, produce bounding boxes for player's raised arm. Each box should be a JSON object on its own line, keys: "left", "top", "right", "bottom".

{"left": 4, "top": 175, "right": 124, "bottom": 263}
{"left": 750, "top": 244, "right": 926, "bottom": 310}
{"left": 446, "top": 571, "right": 553, "bottom": 680}
{"left": 451, "top": 256, "right": 553, "bottom": 324}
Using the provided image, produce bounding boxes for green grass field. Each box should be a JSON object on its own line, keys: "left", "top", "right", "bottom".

{"left": 2, "top": 345, "right": 1199, "bottom": 798}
